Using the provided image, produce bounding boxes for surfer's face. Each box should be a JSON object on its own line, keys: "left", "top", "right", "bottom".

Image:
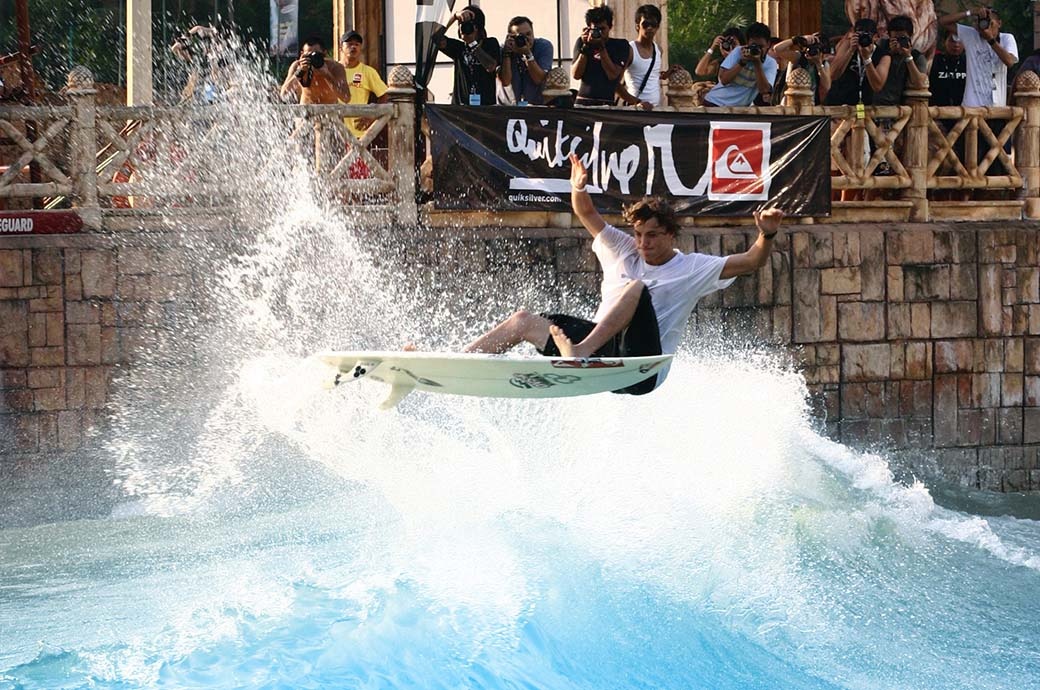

{"left": 633, "top": 217, "right": 676, "bottom": 265}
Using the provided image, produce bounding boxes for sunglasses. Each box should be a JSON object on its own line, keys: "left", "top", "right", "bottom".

{"left": 640, "top": 20, "right": 659, "bottom": 28}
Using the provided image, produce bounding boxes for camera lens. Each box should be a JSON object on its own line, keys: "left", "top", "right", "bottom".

{"left": 309, "top": 51, "right": 325, "bottom": 69}
{"left": 514, "top": 34, "right": 527, "bottom": 47}
{"left": 857, "top": 32, "right": 873, "bottom": 47}
{"left": 977, "top": 17, "right": 990, "bottom": 30}
{"left": 460, "top": 20, "right": 475, "bottom": 34}
{"left": 591, "top": 28, "right": 602, "bottom": 39}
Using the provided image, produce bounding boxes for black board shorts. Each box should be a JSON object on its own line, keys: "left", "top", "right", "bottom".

{"left": 537, "top": 285, "right": 662, "bottom": 396}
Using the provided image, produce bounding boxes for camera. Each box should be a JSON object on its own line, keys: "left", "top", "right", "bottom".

{"left": 792, "top": 35, "right": 808, "bottom": 48}
{"left": 806, "top": 43, "right": 821, "bottom": 57}
{"left": 857, "top": 31, "right": 874, "bottom": 47}
{"left": 513, "top": 34, "right": 527, "bottom": 48}
{"left": 302, "top": 51, "right": 325, "bottom": 69}
{"left": 977, "top": 15, "right": 991, "bottom": 31}
{"left": 721, "top": 37, "right": 735, "bottom": 51}
{"left": 746, "top": 43, "right": 762, "bottom": 58}
{"left": 590, "top": 27, "right": 603, "bottom": 40}
{"left": 896, "top": 35, "right": 910, "bottom": 49}
{"left": 460, "top": 20, "right": 476, "bottom": 35}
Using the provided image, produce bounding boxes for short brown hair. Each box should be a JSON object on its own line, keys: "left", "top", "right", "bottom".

{"left": 623, "top": 197, "right": 679, "bottom": 235}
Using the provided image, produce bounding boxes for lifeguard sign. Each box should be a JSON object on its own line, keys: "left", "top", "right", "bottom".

{"left": 708, "top": 121, "right": 772, "bottom": 202}
{"left": 0, "top": 211, "right": 83, "bottom": 234}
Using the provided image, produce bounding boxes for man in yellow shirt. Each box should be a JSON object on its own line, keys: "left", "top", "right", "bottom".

{"left": 339, "top": 30, "right": 389, "bottom": 140}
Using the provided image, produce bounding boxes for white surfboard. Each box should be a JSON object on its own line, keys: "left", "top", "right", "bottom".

{"left": 317, "top": 350, "right": 672, "bottom": 409}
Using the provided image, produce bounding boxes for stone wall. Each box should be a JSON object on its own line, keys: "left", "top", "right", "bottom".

{"left": 2, "top": 220, "right": 1039, "bottom": 492}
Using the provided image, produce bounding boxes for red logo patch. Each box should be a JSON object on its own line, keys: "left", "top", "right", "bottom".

{"left": 708, "top": 122, "right": 772, "bottom": 201}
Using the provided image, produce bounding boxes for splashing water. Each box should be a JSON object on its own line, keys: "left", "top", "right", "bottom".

{"left": 2, "top": 38, "right": 1040, "bottom": 690}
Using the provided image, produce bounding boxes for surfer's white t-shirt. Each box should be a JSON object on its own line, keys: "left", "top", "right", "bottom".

{"left": 592, "top": 224, "right": 735, "bottom": 384}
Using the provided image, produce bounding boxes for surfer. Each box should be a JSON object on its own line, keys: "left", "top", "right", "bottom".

{"left": 463, "top": 153, "right": 785, "bottom": 394}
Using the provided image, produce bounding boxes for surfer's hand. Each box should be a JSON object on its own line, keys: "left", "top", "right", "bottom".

{"left": 754, "top": 208, "right": 784, "bottom": 236}
{"left": 568, "top": 153, "right": 588, "bottom": 191}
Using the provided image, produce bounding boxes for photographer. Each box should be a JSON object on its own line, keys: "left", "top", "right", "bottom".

{"left": 870, "top": 15, "right": 926, "bottom": 106}
{"left": 930, "top": 32, "right": 967, "bottom": 107}
{"left": 939, "top": 7, "right": 1018, "bottom": 107}
{"left": 702, "top": 22, "right": 777, "bottom": 108}
{"left": 572, "top": 5, "right": 631, "bottom": 107}
{"left": 436, "top": 5, "right": 501, "bottom": 106}
{"left": 694, "top": 27, "right": 745, "bottom": 78}
{"left": 170, "top": 25, "right": 229, "bottom": 104}
{"left": 279, "top": 37, "right": 352, "bottom": 105}
{"left": 824, "top": 18, "right": 879, "bottom": 106}
{"left": 499, "top": 16, "right": 553, "bottom": 105}
{"left": 772, "top": 31, "right": 831, "bottom": 104}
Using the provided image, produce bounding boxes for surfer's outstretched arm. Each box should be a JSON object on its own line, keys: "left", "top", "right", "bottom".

{"left": 569, "top": 153, "right": 606, "bottom": 238}
{"left": 720, "top": 208, "right": 784, "bottom": 279}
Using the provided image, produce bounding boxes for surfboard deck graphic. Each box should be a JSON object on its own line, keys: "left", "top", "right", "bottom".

{"left": 317, "top": 350, "right": 672, "bottom": 409}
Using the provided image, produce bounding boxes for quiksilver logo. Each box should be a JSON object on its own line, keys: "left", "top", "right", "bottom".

{"left": 0, "top": 217, "right": 33, "bottom": 233}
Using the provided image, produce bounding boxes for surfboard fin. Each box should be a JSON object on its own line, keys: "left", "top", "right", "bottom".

{"left": 378, "top": 383, "right": 415, "bottom": 410}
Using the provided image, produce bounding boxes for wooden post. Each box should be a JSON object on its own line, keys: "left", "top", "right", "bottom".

{"left": 902, "top": 87, "right": 931, "bottom": 222}
{"left": 782, "top": 66, "right": 813, "bottom": 112}
{"left": 386, "top": 66, "right": 417, "bottom": 226}
{"left": 664, "top": 67, "right": 695, "bottom": 111}
{"left": 1013, "top": 71, "right": 1040, "bottom": 219}
{"left": 67, "top": 66, "right": 101, "bottom": 230}
{"left": 126, "top": 0, "right": 153, "bottom": 105}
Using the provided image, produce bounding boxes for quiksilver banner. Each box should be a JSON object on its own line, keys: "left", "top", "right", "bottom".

{"left": 427, "top": 105, "right": 832, "bottom": 216}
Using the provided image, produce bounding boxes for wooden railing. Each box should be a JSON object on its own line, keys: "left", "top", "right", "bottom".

{"left": 0, "top": 65, "right": 418, "bottom": 228}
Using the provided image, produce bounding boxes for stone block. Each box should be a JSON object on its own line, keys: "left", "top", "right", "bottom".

{"left": 150, "top": 275, "right": 192, "bottom": 302}
{"left": 32, "top": 249, "right": 63, "bottom": 285}
{"left": 66, "top": 301, "right": 101, "bottom": 324}
{"left": 971, "top": 373, "right": 1001, "bottom": 408}
{"left": 903, "top": 265, "right": 950, "bottom": 301}
{"left": 33, "top": 386, "right": 66, "bottom": 411}
{"left": 1006, "top": 338, "right": 1024, "bottom": 372}
{"left": 998, "top": 409, "right": 1023, "bottom": 445}
{"left": 772, "top": 305, "right": 791, "bottom": 342}
{"left": 980, "top": 231, "right": 1016, "bottom": 263}
{"left": 0, "top": 301, "right": 30, "bottom": 367}
{"left": 888, "top": 230, "right": 934, "bottom": 264}
{"left": 979, "top": 265, "right": 1003, "bottom": 336}
{"left": 821, "top": 267, "right": 861, "bottom": 295}
{"left": 1025, "top": 409, "right": 1040, "bottom": 444}
{"left": 843, "top": 343, "right": 890, "bottom": 381}
{"left": 906, "top": 342, "right": 931, "bottom": 379}
{"left": 887, "top": 267, "right": 904, "bottom": 301}
{"left": 118, "top": 247, "right": 156, "bottom": 275}
{"left": 30, "top": 345, "right": 64, "bottom": 367}
{"left": 810, "top": 232, "right": 833, "bottom": 267}
{"left": 0, "top": 250, "right": 24, "bottom": 287}
{"left": 859, "top": 231, "right": 885, "bottom": 300}
{"left": 0, "top": 369, "right": 26, "bottom": 388}
{"left": 817, "top": 344, "right": 841, "bottom": 365}
{"left": 910, "top": 303, "right": 930, "bottom": 339}
{"left": 957, "top": 408, "right": 995, "bottom": 446}
{"left": 930, "top": 302, "right": 977, "bottom": 338}
{"left": 771, "top": 252, "right": 791, "bottom": 305}
{"left": 842, "top": 382, "right": 886, "bottom": 418}
{"left": 1031, "top": 306, "right": 1040, "bottom": 335}
{"left": 65, "top": 368, "right": 85, "bottom": 408}
{"left": 934, "top": 230, "right": 976, "bottom": 263}
{"left": 29, "top": 285, "right": 63, "bottom": 313}
{"left": 117, "top": 275, "right": 150, "bottom": 301}
{"left": 890, "top": 345, "right": 906, "bottom": 379}
{"left": 833, "top": 231, "right": 860, "bottom": 266}
{"left": 57, "top": 410, "right": 82, "bottom": 450}
{"left": 27, "top": 368, "right": 62, "bottom": 389}
{"left": 1026, "top": 376, "right": 1040, "bottom": 406}
{"left": 80, "top": 251, "right": 116, "bottom": 298}
{"left": 935, "top": 448, "right": 978, "bottom": 486}
{"left": 838, "top": 302, "right": 885, "bottom": 341}
{"left": 101, "top": 304, "right": 118, "bottom": 327}
{"left": 67, "top": 324, "right": 102, "bottom": 366}
{"left": 1025, "top": 338, "right": 1040, "bottom": 374}
{"left": 888, "top": 304, "right": 911, "bottom": 338}
{"left": 2, "top": 388, "right": 33, "bottom": 412}
{"left": 974, "top": 339, "right": 1004, "bottom": 372}
{"left": 1001, "top": 374, "right": 1024, "bottom": 406}
{"left": 65, "top": 270, "right": 82, "bottom": 301}
{"left": 957, "top": 374, "right": 973, "bottom": 408}
{"left": 27, "top": 312, "right": 46, "bottom": 348}
{"left": 100, "top": 327, "right": 120, "bottom": 364}
{"left": 793, "top": 269, "right": 821, "bottom": 343}
{"left": 84, "top": 367, "right": 110, "bottom": 409}
{"left": 941, "top": 389, "right": 965, "bottom": 440}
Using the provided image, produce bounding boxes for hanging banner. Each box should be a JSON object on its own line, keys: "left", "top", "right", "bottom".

{"left": 270, "top": 0, "right": 299, "bottom": 57}
{"left": 427, "top": 106, "right": 832, "bottom": 216}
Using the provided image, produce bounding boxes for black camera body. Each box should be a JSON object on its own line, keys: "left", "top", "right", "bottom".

{"left": 977, "top": 16, "right": 991, "bottom": 31}
{"left": 513, "top": 34, "right": 527, "bottom": 48}
{"left": 746, "top": 43, "right": 763, "bottom": 59}
{"left": 460, "top": 20, "right": 476, "bottom": 35}
{"left": 590, "top": 27, "right": 603, "bottom": 40}
{"left": 721, "top": 37, "right": 735, "bottom": 51}
{"left": 302, "top": 51, "right": 325, "bottom": 69}
{"left": 806, "top": 43, "right": 821, "bottom": 57}
{"left": 857, "top": 31, "right": 874, "bottom": 47}
{"left": 896, "top": 35, "right": 911, "bottom": 49}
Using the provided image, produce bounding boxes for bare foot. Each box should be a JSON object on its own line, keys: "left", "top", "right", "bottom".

{"left": 549, "top": 324, "right": 585, "bottom": 358}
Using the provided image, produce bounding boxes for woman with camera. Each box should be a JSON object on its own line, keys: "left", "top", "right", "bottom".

{"left": 694, "top": 27, "right": 745, "bottom": 79}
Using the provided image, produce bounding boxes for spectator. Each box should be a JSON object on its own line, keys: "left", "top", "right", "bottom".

{"left": 572, "top": 5, "right": 631, "bottom": 107}
{"left": 171, "top": 25, "right": 230, "bottom": 104}
{"left": 280, "top": 36, "right": 352, "bottom": 105}
{"left": 939, "top": 7, "right": 1018, "bottom": 107}
{"left": 702, "top": 21, "right": 777, "bottom": 107}
{"left": 870, "top": 15, "right": 927, "bottom": 106}
{"left": 617, "top": 4, "right": 678, "bottom": 110}
{"left": 694, "top": 27, "right": 744, "bottom": 78}
{"left": 499, "top": 16, "right": 553, "bottom": 105}
{"left": 338, "top": 30, "right": 388, "bottom": 139}
{"left": 825, "top": 18, "right": 879, "bottom": 106}
{"left": 772, "top": 32, "right": 831, "bottom": 104}
{"left": 437, "top": 5, "right": 501, "bottom": 105}
{"left": 930, "top": 31, "right": 967, "bottom": 107}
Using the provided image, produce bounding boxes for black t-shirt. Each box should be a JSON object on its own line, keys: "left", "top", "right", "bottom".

{"left": 824, "top": 47, "right": 878, "bottom": 106}
{"left": 440, "top": 36, "right": 502, "bottom": 106}
{"left": 573, "top": 37, "right": 630, "bottom": 105}
{"left": 929, "top": 52, "right": 967, "bottom": 107}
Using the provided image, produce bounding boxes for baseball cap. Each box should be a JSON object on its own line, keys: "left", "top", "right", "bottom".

{"left": 341, "top": 30, "right": 363, "bottom": 44}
